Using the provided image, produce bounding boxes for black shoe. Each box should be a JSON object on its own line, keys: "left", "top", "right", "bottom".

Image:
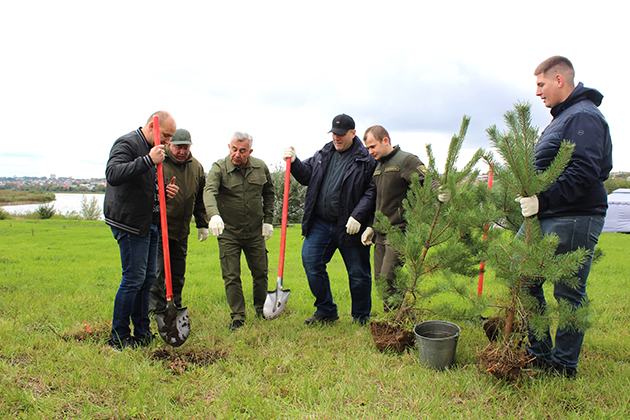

{"left": 255, "top": 310, "right": 264, "bottom": 319}
{"left": 133, "top": 333, "right": 157, "bottom": 348}
{"left": 229, "top": 319, "right": 244, "bottom": 331}
{"left": 353, "top": 316, "right": 370, "bottom": 326}
{"left": 527, "top": 356, "right": 553, "bottom": 371}
{"left": 109, "top": 336, "right": 135, "bottom": 351}
{"left": 550, "top": 363, "right": 577, "bottom": 379}
{"left": 304, "top": 314, "right": 339, "bottom": 325}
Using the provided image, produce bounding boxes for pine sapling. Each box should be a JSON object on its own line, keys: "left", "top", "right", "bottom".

{"left": 481, "top": 102, "right": 589, "bottom": 380}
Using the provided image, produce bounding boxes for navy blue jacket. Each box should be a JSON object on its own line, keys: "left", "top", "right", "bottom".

{"left": 292, "top": 136, "right": 377, "bottom": 247}
{"left": 535, "top": 82, "right": 612, "bottom": 219}
{"left": 104, "top": 128, "right": 158, "bottom": 237}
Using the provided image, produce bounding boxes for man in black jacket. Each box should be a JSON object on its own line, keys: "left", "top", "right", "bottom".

{"left": 104, "top": 111, "right": 177, "bottom": 350}
{"left": 517, "top": 56, "right": 612, "bottom": 377}
{"left": 284, "top": 114, "right": 376, "bottom": 325}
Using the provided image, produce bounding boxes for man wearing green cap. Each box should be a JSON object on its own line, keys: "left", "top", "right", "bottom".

{"left": 149, "top": 128, "right": 209, "bottom": 320}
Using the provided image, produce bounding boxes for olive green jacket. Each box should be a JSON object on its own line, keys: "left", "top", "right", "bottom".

{"left": 204, "top": 155, "right": 274, "bottom": 239}
{"left": 162, "top": 147, "right": 208, "bottom": 240}
{"left": 373, "top": 146, "right": 427, "bottom": 230}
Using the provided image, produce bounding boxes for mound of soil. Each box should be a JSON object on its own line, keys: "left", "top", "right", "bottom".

{"left": 59, "top": 322, "right": 110, "bottom": 343}
{"left": 150, "top": 348, "right": 229, "bottom": 374}
{"left": 370, "top": 321, "right": 415, "bottom": 354}
{"left": 480, "top": 342, "right": 532, "bottom": 382}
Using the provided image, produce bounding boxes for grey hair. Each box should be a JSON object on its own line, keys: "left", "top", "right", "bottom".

{"left": 233, "top": 131, "right": 253, "bottom": 148}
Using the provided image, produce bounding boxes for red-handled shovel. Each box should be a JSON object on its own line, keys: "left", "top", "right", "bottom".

{"left": 152, "top": 115, "right": 190, "bottom": 346}
{"left": 263, "top": 157, "right": 292, "bottom": 320}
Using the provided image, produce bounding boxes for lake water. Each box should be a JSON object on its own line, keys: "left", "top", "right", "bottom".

{"left": 1, "top": 193, "right": 105, "bottom": 220}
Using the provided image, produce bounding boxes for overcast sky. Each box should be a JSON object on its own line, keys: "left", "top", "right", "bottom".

{"left": 1, "top": 0, "right": 626, "bottom": 179}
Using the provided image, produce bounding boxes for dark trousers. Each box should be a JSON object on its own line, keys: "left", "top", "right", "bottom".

{"left": 150, "top": 235, "right": 188, "bottom": 312}
{"left": 525, "top": 215, "right": 605, "bottom": 373}
{"left": 218, "top": 235, "right": 269, "bottom": 321}
{"left": 301, "top": 217, "right": 372, "bottom": 321}
{"left": 110, "top": 224, "right": 159, "bottom": 343}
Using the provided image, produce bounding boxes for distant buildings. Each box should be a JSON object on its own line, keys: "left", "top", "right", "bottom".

{"left": 0, "top": 176, "right": 106, "bottom": 192}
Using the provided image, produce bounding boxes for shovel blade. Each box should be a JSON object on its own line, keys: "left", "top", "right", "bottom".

{"left": 155, "top": 301, "right": 190, "bottom": 347}
{"left": 263, "top": 288, "right": 291, "bottom": 320}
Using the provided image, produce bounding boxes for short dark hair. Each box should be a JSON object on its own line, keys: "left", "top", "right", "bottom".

{"left": 363, "top": 125, "right": 390, "bottom": 142}
{"left": 534, "top": 56, "right": 575, "bottom": 81}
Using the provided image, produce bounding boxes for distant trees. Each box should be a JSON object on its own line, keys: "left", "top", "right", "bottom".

{"left": 270, "top": 164, "right": 307, "bottom": 226}
{"left": 0, "top": 190, "right": 55, "bottom": 204}
{"left": 604, "top": 177, "right": 630, "bottom": 194}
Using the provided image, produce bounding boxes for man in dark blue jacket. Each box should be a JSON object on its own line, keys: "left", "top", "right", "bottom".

{"left": 284, "top": 114, "right": 376, "bottom": 325}
{"left": 516, "top": 56, "right": 612, "bottom": 377}
{"left": 104, "top": 111, "right": 177, "bottom": 350}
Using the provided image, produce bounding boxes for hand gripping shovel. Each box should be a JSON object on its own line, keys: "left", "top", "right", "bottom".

{"left": 263, "top": 157, "right": 292, "bottom": 320}
{"left": 152, "top": 115, "right": 190, "bottom": 347}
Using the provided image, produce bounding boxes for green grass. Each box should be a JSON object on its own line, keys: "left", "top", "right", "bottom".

{"left": 0, "top": 190, "right": 55, "bottom": 204}
{"left": 1, "top": 220, "right": 629, "bottom": 418}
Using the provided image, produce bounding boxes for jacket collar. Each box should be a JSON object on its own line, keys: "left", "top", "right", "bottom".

{"left": 136, "top": 127, "right": 151, "bottom": 147}
{"left": 378, "top": 145, "right": 400, "bottom": 164}
{"left": 551, "top": 82, "right": 604, "bottom": 117}
{"left": 323, "top": 136, "right": 372, "bottom": 161}
{"left": 165, "top": 146, "right": 193, "bottom": 165}
{"left": 225, "top": 155, "right": 256, "bottom": 172}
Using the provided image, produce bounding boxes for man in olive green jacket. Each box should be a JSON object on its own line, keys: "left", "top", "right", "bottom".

{"left": 361, "top": 125, "right": 449, "bottom": 311}
{"left": 149, "top": 128, "right": 208, "bottom": 316}
{"left": 204, "top": 131, "right": 275, "bottom": 330}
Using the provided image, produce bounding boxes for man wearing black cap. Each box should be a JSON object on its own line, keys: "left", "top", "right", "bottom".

{"left": 283, "top": 114, "right": 376, "bottom": 325}
{"left": 149, "top": 128, "right": 209, "bottom": 321}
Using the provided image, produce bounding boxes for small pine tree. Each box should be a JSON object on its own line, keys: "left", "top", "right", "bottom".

{"left": 373, "top": 116, "right": 486, "bottom": 327}
{"left": 481, "top": 102, "right": 590, "bottom": 380}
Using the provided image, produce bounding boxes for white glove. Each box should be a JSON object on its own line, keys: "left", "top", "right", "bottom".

{"left": 283, "top": 147, "right": 296, "bottom": 163}
{"left": 361, "top": 227, "right": 374, "bottom": 246}
{"left": 209, "top": 215, "right": 225, "bottom": 236}
{"left": 438, "top": 188, "right": 451, "bottom": 203}
{"left": 515, "top": 196, "right": 539, "bottom": 218}
{"left": 262, "top": 223, "right": 274, "bottom": 241}
{"left": 197, "top": 227, "right": 209, "bottom": 242}
{"left": 346, "top": 216, "right": 361, "bottom": 235}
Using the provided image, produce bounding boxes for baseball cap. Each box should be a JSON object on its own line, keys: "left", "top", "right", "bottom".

{"left": 170, "top": 129, "right": 192, "bottom": 145}
{"left": 328, "top": 114, "right": 355, "bottom": 135}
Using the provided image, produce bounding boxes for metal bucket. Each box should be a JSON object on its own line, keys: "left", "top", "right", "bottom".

{"left": 414, "top": 320, "right": 460, "bottom": 370}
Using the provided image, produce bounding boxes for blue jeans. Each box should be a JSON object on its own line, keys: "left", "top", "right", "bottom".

{"left": 525, "top": 215, "right": 604, "bottom": 372}
{"left": 302, "top": 218, "right": 372, "bottom": 320}
{"left": 111, "top": 224, "right": 159, "bottom": 343}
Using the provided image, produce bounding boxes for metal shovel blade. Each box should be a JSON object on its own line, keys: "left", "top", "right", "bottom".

{"left": 263, "top": 276, "right": 291, "bottom": 320}
{"left": 155, "top": 301, "right": 190, "bottom": 347}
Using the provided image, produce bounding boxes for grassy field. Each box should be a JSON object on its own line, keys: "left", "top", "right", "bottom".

{"left": 1, "top": 219, "right": 629, "bottom": 419}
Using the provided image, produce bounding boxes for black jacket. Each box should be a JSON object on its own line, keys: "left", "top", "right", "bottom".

{"left": 291, "top": 136, "right": 377, "bottom": 247}
{"left": 104, "top": 128, "right": 158, "bottom": 237}
{"left": 535, "top": 82, "right": 613, "bottom": 219}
